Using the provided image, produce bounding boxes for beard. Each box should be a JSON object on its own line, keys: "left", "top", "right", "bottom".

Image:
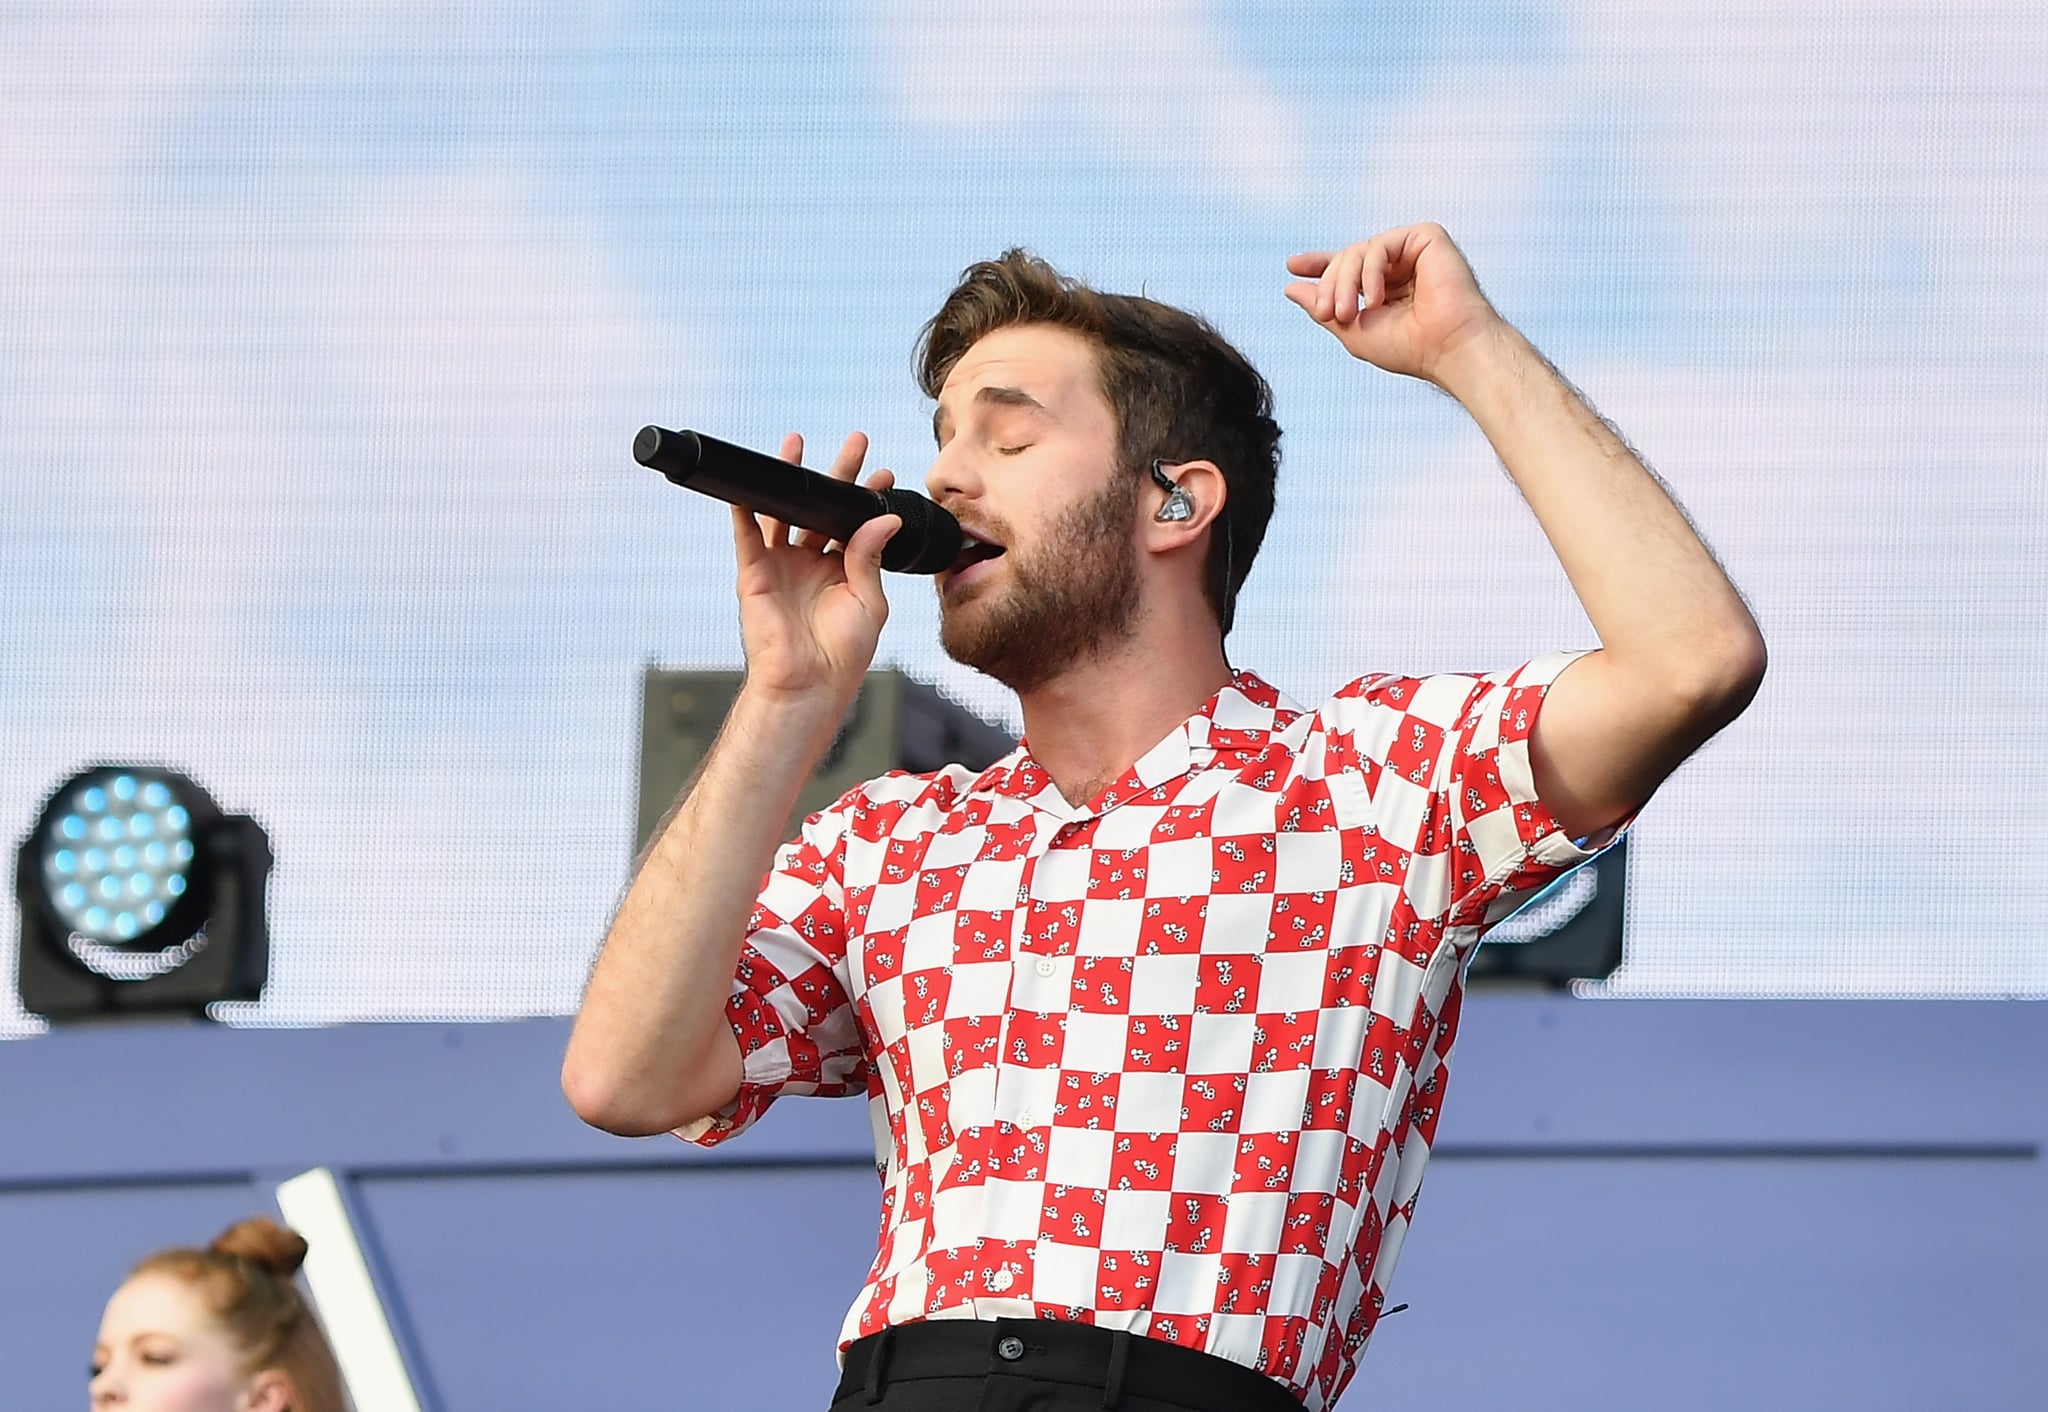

{"left": 938, "top": 473, "right": 1140, "bottom": 693}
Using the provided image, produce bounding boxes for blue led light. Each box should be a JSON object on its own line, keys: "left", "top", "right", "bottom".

{"left": 40, "top": 769, "right": 211, "bottom": 945}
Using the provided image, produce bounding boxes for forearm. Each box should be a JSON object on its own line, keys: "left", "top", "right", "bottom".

{"left": 562, "top": 686, "right": 843, "bottom": 1135}
{"left": 1436, "top": 325, "right": 1764, "bottom": 691}
{"left": 1290, "top": 227, "right": 1764, "bottom": 834}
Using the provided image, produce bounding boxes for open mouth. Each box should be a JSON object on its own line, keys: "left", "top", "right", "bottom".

{"left": 945, "top": 534, "right": 1006, "bottom": 581}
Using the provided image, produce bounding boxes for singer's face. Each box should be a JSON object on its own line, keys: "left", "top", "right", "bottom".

{"left": 926, "top": 325, "right": 1141, "bottom": 691}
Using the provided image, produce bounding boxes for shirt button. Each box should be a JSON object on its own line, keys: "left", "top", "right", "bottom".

{"left": 1017, "top": 1111, "right": 1038, "bottom": 1130}
{"left": 1035, "top": 956, "right": 1056, "bottom": 978}
{"left": 996, "top": 1333, "right": 1025, "bottom": 1357}
{"left": 989, "top": 1271, "right": 1016, "bottom": 1294}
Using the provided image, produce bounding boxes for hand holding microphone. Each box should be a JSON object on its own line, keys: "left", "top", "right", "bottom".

{"left": 636, "top": 426, "right": 962, "bottom": 575}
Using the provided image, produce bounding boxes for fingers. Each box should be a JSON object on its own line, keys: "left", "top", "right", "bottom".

{"left": 1331, "top": 244, "right": 1366, "bottom": 326}
{"left": 757, "top": 431, "right": 804, "bottom": 547}
{"left": 1289, "top": 225, "right": 1445, "bottom": 325}
{"left": 794, "top": 431, "right": 876, "bottom": 552}
{"left": 1331, "top": 235, "right": 1398, "bottom": 325}
{"left": 741, "top": 431, "right": 897, "bottom": 562}
{"left": 841, "top": 513, "right": 901, "bottom": 616}
{"left": 1284, "top": 246, "right": 1373, "bottom": 327}
{"left": 1288, "top": 240, "right": 1371, "bottom": 326}
{"left": 731, "top": 502, "right": 773, "bottom": 567}
{"left": 825, "top": 430, "right": 869, "bottom": 482}
{"left": 1287, "top": 248, "right": 1357, "bottom": 323}
{"left": 1282, "top": 280, "right": 1326, "bottom": 319}
{"left": 1369, "top": 222, "right": 1450, "bottom": 295}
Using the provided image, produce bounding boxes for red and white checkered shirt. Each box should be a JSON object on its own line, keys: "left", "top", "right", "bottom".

{"left": 680, "top": 652, "right": 1610, "bottom": 1410}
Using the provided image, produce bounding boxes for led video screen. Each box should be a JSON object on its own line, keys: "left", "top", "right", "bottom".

{"left": 3, "top": 3, "right": 2043, "bottom": 1034}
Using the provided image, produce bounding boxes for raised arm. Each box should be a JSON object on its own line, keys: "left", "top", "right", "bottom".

{"left": 1286, "top": 225, "right": 1766, "bottom": 839}
{"left": 561, "top": 432, "right": 899, "bottom": 1136}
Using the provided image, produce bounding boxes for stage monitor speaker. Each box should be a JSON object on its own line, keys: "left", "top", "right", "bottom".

{"left": 1464, "top": 834, "right": 1629, "bottom": 989}
{"left": 635, "top": 668, "right": 1016, "bottom": 857}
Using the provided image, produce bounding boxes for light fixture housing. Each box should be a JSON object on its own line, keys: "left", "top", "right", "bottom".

{"left": 1465, "top": 835, "right": 1629, "bottom": 989}
{"left": 14, "top": 765, "right": 271, "bottom": 1020}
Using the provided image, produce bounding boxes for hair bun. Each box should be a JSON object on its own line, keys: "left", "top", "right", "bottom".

{"left": 209, "top": 1217, "right": 310, "bottom": 1278}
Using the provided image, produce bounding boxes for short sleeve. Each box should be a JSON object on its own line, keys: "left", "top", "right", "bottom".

{"left": 1323, "top": 650, "right": 1620, "bottom": 936}
{"left": 673, "top": 801, "right": 871, "bottom": 1148}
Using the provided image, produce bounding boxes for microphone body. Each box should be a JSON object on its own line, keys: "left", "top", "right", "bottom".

{"left": 635, "top": 426, "right": 962, "bottom": 576}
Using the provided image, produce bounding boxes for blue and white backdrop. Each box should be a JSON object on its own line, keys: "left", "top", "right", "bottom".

{"left": 3, "top": 2, "right": 2044, "bottom": 1037}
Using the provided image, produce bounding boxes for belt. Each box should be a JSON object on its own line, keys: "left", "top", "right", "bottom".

{"left": 836, "top": 1318, "right": 1307, "bottom": 1411}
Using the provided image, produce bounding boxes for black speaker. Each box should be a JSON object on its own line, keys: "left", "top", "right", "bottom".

{"left": 635, "top": 668, "right": 1016, "bottom": 856}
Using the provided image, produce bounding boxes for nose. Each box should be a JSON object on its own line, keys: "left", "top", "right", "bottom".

{"left": 923, "top": 440, "right": 982, "bottom": 507}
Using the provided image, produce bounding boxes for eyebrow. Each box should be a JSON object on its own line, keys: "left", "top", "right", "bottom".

{"left": 932, "top": 385, "right": 1053, "bottom": 442}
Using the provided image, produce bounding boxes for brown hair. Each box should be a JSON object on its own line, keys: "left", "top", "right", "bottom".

{"left": 916, "top": 249, "right": 1282, "bottom": 636}
{"left": 130, "top": 1217, "right": 350, "bottom": 1412}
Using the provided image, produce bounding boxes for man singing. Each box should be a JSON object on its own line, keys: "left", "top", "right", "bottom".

{"left": 564, "top": 226, "right": 1765, "bottom": 1411}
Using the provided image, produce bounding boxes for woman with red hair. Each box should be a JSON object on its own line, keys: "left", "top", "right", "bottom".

{"left": 90, "top": 1217, "right": 348, "bottom": 1412}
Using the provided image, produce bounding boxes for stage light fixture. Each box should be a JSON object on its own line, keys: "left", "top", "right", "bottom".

{"left": 14, "top": 765, "right": 272, "bottom": 1020}
{"left": 1465, "top": 834, "right": 1629, "bottom": 989}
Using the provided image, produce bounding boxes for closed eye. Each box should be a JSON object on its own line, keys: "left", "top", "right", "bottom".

{"left": 995, "top": 444, "right": 1031, "bottom": 456}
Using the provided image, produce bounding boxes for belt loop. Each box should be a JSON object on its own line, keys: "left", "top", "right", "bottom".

{"left": 863, "top": 1327, "right": 897, "bottom": 1405}
{"left": 1101, "top": 1328, "right": 1131, "bottom": 1409}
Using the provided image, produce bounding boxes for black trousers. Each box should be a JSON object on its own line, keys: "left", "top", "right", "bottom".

{"left": 828, "top": 1319, "right": 1307, "bottom": 1412}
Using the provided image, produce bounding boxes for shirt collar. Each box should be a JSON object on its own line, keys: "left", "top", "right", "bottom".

{"left": 969, "top": 669, "right": 1299, "bottom": 818}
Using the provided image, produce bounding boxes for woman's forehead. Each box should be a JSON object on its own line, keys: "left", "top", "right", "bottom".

{"left": 101, "top": 1270, "right": 213, "bottom": 1338}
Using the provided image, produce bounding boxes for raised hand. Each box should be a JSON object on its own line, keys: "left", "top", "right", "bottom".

{"left": 1284, "top": 224, "right": 1506, "bottom": 386}
{"left": 730, "top": 430, "right": 901, "bottom": 704}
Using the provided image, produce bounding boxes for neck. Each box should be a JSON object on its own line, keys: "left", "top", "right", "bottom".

{"left": 1013, "top": 626, "right": 1232, "bottom": 809}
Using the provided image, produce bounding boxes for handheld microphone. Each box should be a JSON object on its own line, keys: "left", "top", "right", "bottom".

{"left": 634, "top": 426, "right": 963, "bottom": 576}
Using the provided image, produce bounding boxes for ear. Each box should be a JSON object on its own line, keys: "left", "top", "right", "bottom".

{"left": 243, "top": 1367, "right": 294, "bottom": 1412}
{"left": 1144, "top": 459, "right": 1227, "bottom": 554}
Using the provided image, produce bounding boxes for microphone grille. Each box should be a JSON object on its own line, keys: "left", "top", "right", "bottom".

{"left": 877, "top": 489, "right": 963, "bottom": 575}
